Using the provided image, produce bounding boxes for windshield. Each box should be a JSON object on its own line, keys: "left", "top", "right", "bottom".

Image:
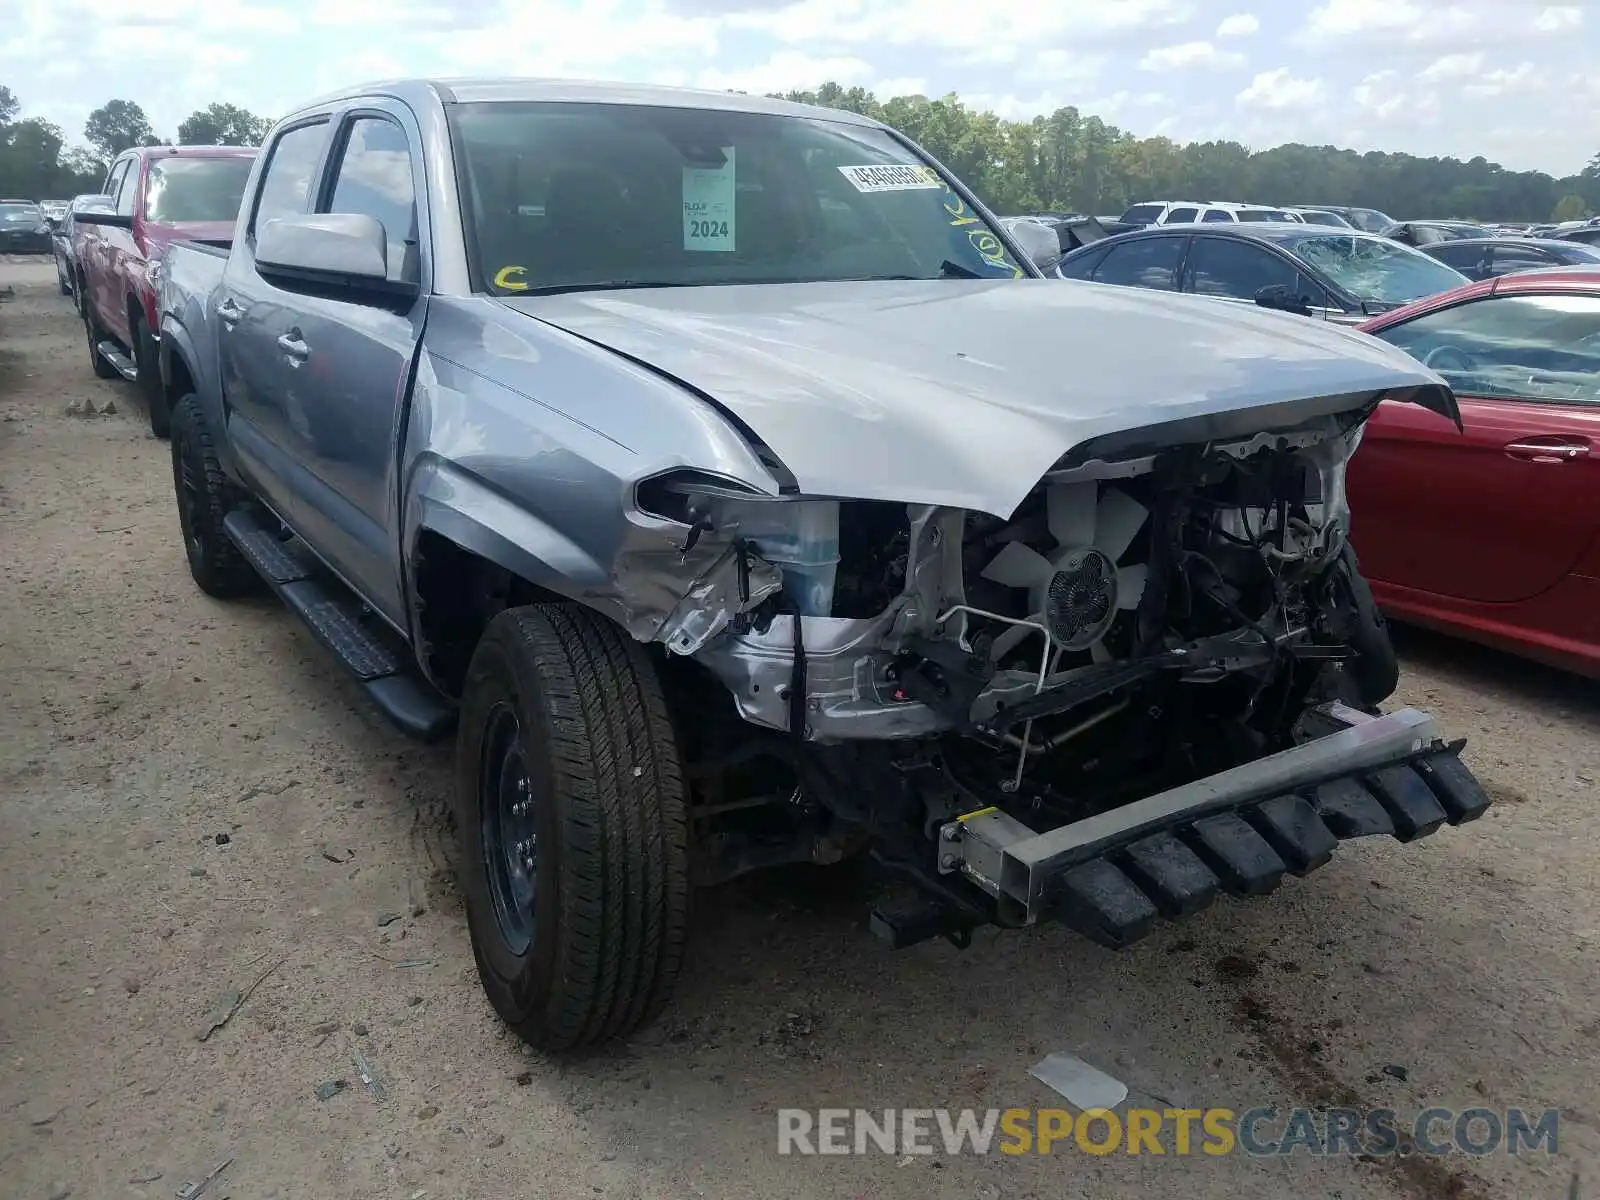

{"left": 1288, "top": 233, "right": 1467, "bottom": 305}
{"left": 449, "top": 101, "right": 1022, "bottom": 296}
{"left": 0, "top": 203, "right": 41, "bottom": 221}
{"left": 144, "top": 157, "right": 255, "bottom": 224}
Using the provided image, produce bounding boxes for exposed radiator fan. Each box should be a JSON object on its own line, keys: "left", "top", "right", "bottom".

{"left": 980, "top": 482, "right": 1150, "bottom": 663}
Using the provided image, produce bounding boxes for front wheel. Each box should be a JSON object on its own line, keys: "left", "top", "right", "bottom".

{"left": 455, "top": 604, "right": 691, "bottom": 1052}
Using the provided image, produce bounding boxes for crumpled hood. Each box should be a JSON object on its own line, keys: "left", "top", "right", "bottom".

{"left": 506, "top": 278, "right": 1455, "bottom": 517}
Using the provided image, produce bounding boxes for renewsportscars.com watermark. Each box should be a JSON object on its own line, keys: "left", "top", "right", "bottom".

{"left": 776, "top": 1107, "right": 1561, "bottom": 1158}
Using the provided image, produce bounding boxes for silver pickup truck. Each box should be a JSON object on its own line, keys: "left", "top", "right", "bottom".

{"left": 158, "top": 77, "right": 1490, "bottom": 1052}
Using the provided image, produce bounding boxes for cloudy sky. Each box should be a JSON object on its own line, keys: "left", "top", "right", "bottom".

{"left": 2, "top": 0, "right": 1595, "bottom": 175}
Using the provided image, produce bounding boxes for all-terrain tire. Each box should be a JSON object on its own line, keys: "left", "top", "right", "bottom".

{"left": 84, "top": 304, "right": 119, "bottom": 380}
{"left": 169, "top": 394, "right": 262, "bottom": 598}
{"left": 135, "top": 320, "right": 170, "bottom": 438}
{"left": 456, "top": 604, "right": 691, "bottom": 1053}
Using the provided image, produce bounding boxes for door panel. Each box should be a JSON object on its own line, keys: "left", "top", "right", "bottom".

{"left": 1349, "top": 396, "right": 1600, "bottom": 602}
{"left": 1349, "top": 290, "right": 1600, "bottom": 603}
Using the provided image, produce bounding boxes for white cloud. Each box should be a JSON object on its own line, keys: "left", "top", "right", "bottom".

{"left": 1418, "top": 52, "right": 1483, "bottom": 83}
{"left": 872, "top": 76, "right": 929, "bottom": 98}
{"left": 1216, "top": 12, "right": 1260, "bottom": 37}
{"left": 1139, "top": 41, "right": 1245, "bottom": 70}
{"left": 1236, "top": 68, "right": 1326, "bottom": 110}
{"left": 1534, "top": 5, "right": 1582, "bottom": 33}
{"left": 1464, "top": 62, "right": 1541, "bottom": 97}
{"left": 694, "top": 52, "right": 874, "bottom": 93}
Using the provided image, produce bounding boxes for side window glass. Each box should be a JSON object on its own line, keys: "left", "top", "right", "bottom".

{"left": 1187, "top": 238, "right": 1297, "bottom": 300}
{"left": 1371, "top": 294, "right": 1600, "bottom": 404}
{"left": 1166, "top": 206, "right": 1198, "bottom": 224}
{"left": 253, "top": 121, "right": 329, "bottom": 234}
{"left": 1058, "top": 248, "right": 1106, "bottom": 280}
{"left": 324, "top": 117, "right": 418, "bottom": 283}
{"left": 1486, "top": 246, "right": 1546, "bottom": 277}
{"left": 101, "top": 160, "right": 126, "bottom": 198}
{"left": 1093, "top": 237, "right": 1183, "bottom": 290}
{"left": 115, "top": 161, "right": 140, "bottom": 216}
{"left": 1201, "top": 209, "right": 1232, "bottom": 222}
{"left": 1297, "top": 272, "right": 1338, "bottom": 309}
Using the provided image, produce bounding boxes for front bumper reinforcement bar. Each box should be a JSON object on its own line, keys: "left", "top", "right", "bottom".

{"left": 936, "top": 703, "right": 1491, "bottom": 944}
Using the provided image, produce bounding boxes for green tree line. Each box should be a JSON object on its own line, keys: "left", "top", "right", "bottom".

{"left": 0, "top": 84, "right": 270, "bottom": 201}
{"left": 4, "top": 77, "right": 1596, "bottom": 220}
{"left": 777, "top": 82, "right": 1598, "bottom": 223}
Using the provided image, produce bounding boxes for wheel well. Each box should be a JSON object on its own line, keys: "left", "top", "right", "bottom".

{"left": 412, "top": 530, "right": 564, "bottom": 698}
{"left": 165, "top": 347, "right": 196, "bottom": 407}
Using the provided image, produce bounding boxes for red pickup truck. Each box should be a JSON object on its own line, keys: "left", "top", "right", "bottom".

{"left": 73, "top": 144, "right": 257, "bottom": 436}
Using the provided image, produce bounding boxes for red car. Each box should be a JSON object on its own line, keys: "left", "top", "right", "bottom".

{"left": 1347, "top": 267, "right": 1600, "bottom": 676}
{"left": 72, "top": 145, "right": 257, "bottom": 437}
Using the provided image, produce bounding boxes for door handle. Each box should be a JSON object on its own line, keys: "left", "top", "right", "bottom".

{"left": 216, "top": 298, "right": 242, "bottom": 329}
{"left": 276, "top": 330, "right": 310, "bottom": 363}
{"left": 1503, "top": 438, "right": 1591, "bottom": 463}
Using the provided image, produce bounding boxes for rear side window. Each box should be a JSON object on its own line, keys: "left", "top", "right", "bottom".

{"left": 1094, "top": 237, "right": 1183, "bottom": 290}
{"left": 1058, "top": 247, "right": 1108, "bottom": 279}
{"left": 1121, "top": 203, "right": 1164, "bottom": 224}
{"left": 1201, "top": 208, "right": 1233, "bottom": 222}
{"left": 1187, "top": 237, "right": 1297, "bottom": 300}
{"left": 324, "top": 117, "right": 419, "bottom": 283}
{"left": 1165, "top": 206, "right": 1199, "bottom": 224}
{"left": 1485, "top": 245, "right": 1551, "bottom": 277}
{"left": 253, "top": 121, "right": 328, "bottom": 234}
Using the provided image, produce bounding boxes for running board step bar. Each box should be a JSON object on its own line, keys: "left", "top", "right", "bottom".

{"left": 222, "top": 508, "right": 456, "bottom": 743}
{"left": 96, "top": 341, "right": 138, "bottom": 381}
{"left": 937, "top": 704, "right": 1490, "bottom": 947}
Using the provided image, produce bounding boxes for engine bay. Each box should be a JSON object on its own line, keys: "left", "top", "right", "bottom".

{"left": 666, "top": 418, "right": 1400, "bottom": 895}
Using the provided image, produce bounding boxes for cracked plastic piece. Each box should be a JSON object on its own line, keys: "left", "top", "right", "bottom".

{"left": 1051, "top": 858, "right": 1159, "bottom": 948}
{"left": 1118, "top": 830, "right": 1219, "bottom": 917}
{"left": 1365, "top": 764, "right": 1448, "bottom": 841}
{"left": 1247, "top": 794, "right": 1338, "bottom": 875}
{"left": 1184, "top": 812, "right": 1286, "bottom": 896}
{"left": 1411, "top": 751, "right": 1492, "bottom": 825}
{"left": 1313, "top": 776, "right": 1396, "bottom": 838}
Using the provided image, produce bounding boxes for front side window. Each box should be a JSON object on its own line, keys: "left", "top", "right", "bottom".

{"left": 1287, "top": 233, "right": 1466, "bottom": 306}
{"left": 114, "top": 160, "right": 139, "bottom": 216}
{"left": 1201, "top": 208, "right": 1233, "bottom": 223}
{"left": 449, "top": 101, "right": 1022, "bottom": 296}
{"left": 324, "top": 117, "right": 418, "bottom": 282}
{"left": 1370, "top": 293, "right": 1600, "bottom": 405}
{"left": 1164, "top": 206, "right": 1199, "bottom": 224}
{"left": 1187, "top": 237, "right": 1298, "bottom": 300}
{"left": 1485, "top": 245, "right": 1551, "bottom": 277}
{"left": 253, "top": 121, "right": 329, "bottom": 233}
{"left": 1093, "top": 236, "right": 1183, "bottom": 290}
{"left": 144, "top": 156, "right": 255, "bottom": 224}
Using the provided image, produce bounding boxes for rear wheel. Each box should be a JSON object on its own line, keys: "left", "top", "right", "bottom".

{"left": 455, "top": 604, "right": 691, "bottom": 1052}
{"left": 169, "top": 394, "right": 261, "bottom": 598}
{"left": 84, "top": 304, "right": 119, "bottom": 380}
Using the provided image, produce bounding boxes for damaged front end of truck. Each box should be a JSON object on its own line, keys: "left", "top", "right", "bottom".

{"left": 614, "top": 393, "right": 1489, "bottom": 950}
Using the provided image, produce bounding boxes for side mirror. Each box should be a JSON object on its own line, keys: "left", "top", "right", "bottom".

{"left": 255, "top": 213, "right": 417, "bottom": 303}
{"left": 1254, "top": 283, "right": 1312, "bottom": 316}
{"left": 1002, "top": 219, "right": 1063, "bottom": 275}
{"left": 73, "top": 210, "right": 133, "bottom": 229}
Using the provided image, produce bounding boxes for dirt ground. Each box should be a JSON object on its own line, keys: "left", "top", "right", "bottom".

{"left": 0, "top": 257, "right": 1597, "bottom": 1200}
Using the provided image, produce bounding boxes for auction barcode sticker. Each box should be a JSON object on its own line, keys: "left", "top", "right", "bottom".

{"left": 838, "top": 163, "right": 943, "bottom": 193}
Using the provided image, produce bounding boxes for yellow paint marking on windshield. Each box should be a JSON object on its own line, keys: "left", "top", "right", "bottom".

{"left": 493, "top": 265, "right": 529, "bottom": 291}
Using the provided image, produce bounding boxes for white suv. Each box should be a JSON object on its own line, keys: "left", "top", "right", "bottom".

{"left": 1158, "top": 202, "right": 1305, "bottom": 226}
